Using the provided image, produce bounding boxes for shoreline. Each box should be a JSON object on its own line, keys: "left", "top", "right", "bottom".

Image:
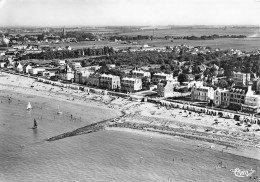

{"left": 1, "top": 72, "right": 260, "bottom": 161}
{"left": 106, "top": 127, "right": 260, "bottom": 161}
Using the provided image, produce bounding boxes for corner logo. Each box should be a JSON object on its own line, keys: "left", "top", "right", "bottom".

{"left": 230, "top": 168, "right": 256, "bottom": 178}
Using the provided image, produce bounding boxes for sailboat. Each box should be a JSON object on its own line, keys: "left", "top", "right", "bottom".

{"left": 33, "top": 118, "right": 37, "bottom": 129}
{"left": 57, "top": 105, "right": 62, "bottom": 115}
{"left": 27, "top": 102, "right": 32, "bottom": 110}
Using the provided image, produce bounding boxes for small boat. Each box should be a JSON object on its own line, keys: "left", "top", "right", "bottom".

{"left": 33, "top": 118, "right": 37, "bottom": 129}
{"left": 27, "top": 102, "right": 32, "bottom": 110}
{"left": 57, "top": 105, "right": 62, "bottom": 115}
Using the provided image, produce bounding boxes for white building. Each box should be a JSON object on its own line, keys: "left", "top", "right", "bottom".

{"left": 16, "top": 62, "right": 23, "bottom": 72}
{"left": 0, "top": 62, "right": 6, "bottom": 68}
{"left": 132, "top": 69, "right": 151, "bottom": 78}
{"left": 24, "top": 64, "right": 32, "bottom": 73}
{"left": 121, "top": 77, "right": 142, "bottom": 93}
{"left": 99, "top": 74, "right": 121, "bottom": 90}
{"left": 152, "top": 73, "right": 173, "bottom": 84}
{"left": 157, "top": 79, "right": 180, "bottom": 97}
{"left": 28, "top": 67, "right": 46, "bottom": 75}
{"left": 191, "top": 86, "right": 214, "bottom": 102}
{"left": 233, "top": 72, "right": 251, "bottom": 86}
{"left": 65, "top": 46, "right": 72, "bottom": 51}
{"left": 185, "top": 80, "right": 203, "bottom": 89}
{"left": 242, "top": 85, "right": 260, "bottom": 113}
{"left": 214, "top": 88, "right": 230, "bottom": 107}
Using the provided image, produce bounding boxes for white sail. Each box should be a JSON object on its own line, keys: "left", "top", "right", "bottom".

{"left": 27, "top": 102, "right": 32, "bottom": 110}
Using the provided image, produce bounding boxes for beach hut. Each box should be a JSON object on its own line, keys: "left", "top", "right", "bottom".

{"left": 130, "top": 95, "right": 143, "bottom": 102}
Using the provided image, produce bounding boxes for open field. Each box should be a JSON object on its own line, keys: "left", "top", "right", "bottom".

{"left": 41, "top": 37, "right": 260, "bottom": 52}
{"left": 119, "top": 27, "right": 260, "bottom": 37}
{"left": 143, "top": 38, "right": 260, "bottom": 51}
{"left": 38, "top": 40, "right": 142, "bottom": 49}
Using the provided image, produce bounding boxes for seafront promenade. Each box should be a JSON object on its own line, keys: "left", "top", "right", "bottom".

{"left": 1, "top": 68, "right": 259, "bottom": 124}
{"left": 1, "top": 71, "right": 260, "bottom": 160}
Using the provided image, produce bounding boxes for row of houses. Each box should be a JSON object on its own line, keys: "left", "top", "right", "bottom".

{"left": 191, "top": 84, "right": 260, "bottom": 113}
{"left": 86, "top": 74, "right": 142, "bottom": 93}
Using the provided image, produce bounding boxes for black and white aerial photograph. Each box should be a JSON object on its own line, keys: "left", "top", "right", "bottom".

{"left": 0, "top": 0, "right": 260, "bottom": 181}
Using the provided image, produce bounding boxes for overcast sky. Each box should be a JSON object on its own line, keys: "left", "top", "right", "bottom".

{"left": 0, "top": 0, "right": 260, "bottom": 26}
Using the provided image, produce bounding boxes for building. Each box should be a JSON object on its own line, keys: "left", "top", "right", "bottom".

{"left": 70, "top": 62, "right": 81, "bottom": 70}
{"left": 86, "top": 65, "right": 101, "bottom": 71}
{"left": 0, "top": 62, "right": 6, "bottom": 68}
{"left": 242, "top": 85, "right": 260, "bottom": 113}
{"left": 132, "top": 69, "right": 151, "bottom": 78}
{"left": 38, "top": 71, "right": 55, "bottom": 77}
{"left": 65, "top": 46, "right": 72, "bottom": 51}
{"left": 107, "top": 64, "right": 116, "bottom": 69}
{"left": 229, "top": 86, "right": 248, "bottom": 110}
{"left": 233, "top": 72, "right": 251, "bottom": 86}
{"left": 60, "top": 64, "right": 74, "bottom": 82}
{"left": 28, "top": 67, "right": 46, "bottom": 75}
{"left": 86, "top": 74, "right": 100, "bottom": 87}
{"left": 152, "top": 73, "right": 173, "bottom": 84}
{"left": 214, "top": 88, "right": 230, "bottom": 108}
{"left": 252, "top": 79, "right": 260, "bottom": 93}
{"left": 121, "top": 77, "right": 142, "bottom": 93}
{"left": 187, "top": 74, "right": 195, "bottom": 81}
{"left": 157, "top": 79, "right": 180, "bottom": 97}
{"left": 24, "top": 64, "right": 32, "bottom": 73}
{"left": 53, "top": 60, "right": 66, "bottom": 66}
{"left": 220, "top": 89, "right": 230, "bottom": 108}
{"left": 74, "top": 68, "right": 94, "bottom": 84}
{"left": 197, "top": 64, "right": 207, "bottom": 72}
{"left": 99, "top": 74, "right": 120, "bottom": 90}
{"left": 186, "top": 80, "right": 203, "bottom": 89}
{"left": 15, "top": 62, "right": 23, "bottom": 72}
{"left": 191, "top": 86, "right": 214, "bottom": 102}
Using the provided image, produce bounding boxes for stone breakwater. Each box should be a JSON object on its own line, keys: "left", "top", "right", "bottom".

{"left": 46, "top": 112, "right": 127, "bottom": 142}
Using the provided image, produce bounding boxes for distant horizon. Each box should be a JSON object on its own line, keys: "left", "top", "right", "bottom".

{"left": 0, "top": 0, "right": 259, "bottom": 27}
{"left": 0, "top": 24, "right": 260, "bottom": 29}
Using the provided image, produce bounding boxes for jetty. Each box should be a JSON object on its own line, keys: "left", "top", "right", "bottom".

{"left": 46, "top": 113, "right": 126, "bottom": 142}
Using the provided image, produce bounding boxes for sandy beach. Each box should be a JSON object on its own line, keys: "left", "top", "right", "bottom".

{"left": 0, "top": 71, "right": 260, "bottom": 160}
{"left": 1, "top": 71, "right": 260, "bottom": 182}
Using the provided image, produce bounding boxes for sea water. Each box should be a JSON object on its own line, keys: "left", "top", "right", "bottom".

{"left": 0, "top": 94, "right": 260, "bottom": 182}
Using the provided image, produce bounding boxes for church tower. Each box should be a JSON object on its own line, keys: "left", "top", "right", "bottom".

{"left": 62, "top": 27, "right": 66, "bottom": 36}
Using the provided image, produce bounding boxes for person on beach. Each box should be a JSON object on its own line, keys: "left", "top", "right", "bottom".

{"left": 8, "top": 97, "right": 11, "bottom": 104}
{"left": 71, "top": 114, "right": 73, "bottom": 119}
{"left": 216, "top": 161, "right": 226, "bottom": 169}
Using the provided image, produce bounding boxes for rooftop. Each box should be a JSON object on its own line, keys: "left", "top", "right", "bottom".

{"left": 100, "top": 74, "right": 120, "bottom": 78}
{"left": 122, "top": 77, "right": 141, "bottom": 81}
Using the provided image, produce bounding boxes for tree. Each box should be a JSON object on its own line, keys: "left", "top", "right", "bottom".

{"left": 178, "top": 73, "right": 189, "bottom": 84}
{"left": 217, "top": 79, "right": 228, "bottom": 89}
